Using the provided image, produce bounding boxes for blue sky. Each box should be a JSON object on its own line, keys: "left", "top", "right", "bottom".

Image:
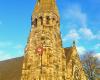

{"left": 0, "top": 0, "right": 100, "bottom": 61}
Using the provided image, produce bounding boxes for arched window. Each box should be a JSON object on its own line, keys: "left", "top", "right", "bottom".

{"left": 33, "top": 18, "right": 37, "bottom": 27}
{"left": 39, "top": 16, "right": 43, "bottom": 25}
{"left": 52, "top": 18, "right": 55, "bottom": 21}
{"left": 46, "top": 16, "right": 50, "bottom": 24}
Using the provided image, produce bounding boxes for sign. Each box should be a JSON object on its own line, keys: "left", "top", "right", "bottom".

{"left": 36, "top": 46, "right": 43, "bottom": 55}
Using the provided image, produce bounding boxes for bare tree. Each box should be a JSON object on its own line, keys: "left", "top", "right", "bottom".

{"left": 82, "top": 51, "right": 98, "bottom": 80}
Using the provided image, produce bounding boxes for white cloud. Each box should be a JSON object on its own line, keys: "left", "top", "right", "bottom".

{"left": 77, "top": 46, "right": 86, "bottom": 55}
{"left": 62, "top": 5, "right": 86, "bottom": 42}
{"left": 0, "top": 41, "right": 24, "bottom": 49}
{"left": 14, "top": 44, "right": 23, "bottom": 49}
{"left": 0, "top": 49, "right": 24, "bottom": 61}
{"left": 95, "top": 31, "right": 100, "bottom": 40}
{"left": 80, "top": 27, "right": 100, "bottom": 40}
{"left": 94, "top": 43, "right": 100, "bottom": 49}
{"left": 63, "top": 4, "right": 87, "bottom": 27}
{"left": 79, "top": 27, "right": 95, "bottom": 39}
{"left": 62, "top": 26, "right": 100, "bottom": 43}
{"left": 62, "top": 4, "right": 100, "bottom": 42}
{"left": 13, "top": 44, "right": 24, "bottom": 57}
{"left": 62, "top": 29, "right": 80, "bottom": 42}
{"left": 0, "top": 42, "right": 24, "bottom": 61}
{"left": 0, "top": 41, "right": 12, "bottom": 48}
{"left": 93, "top": 53, "right": 100, "bottom": 60}
{"left": 0, "top": 51, "right": 12, "bottom": 61}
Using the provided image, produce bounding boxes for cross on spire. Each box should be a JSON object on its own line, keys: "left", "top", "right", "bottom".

{"left": 73, "top": 40, "right": 76, "bottom": 47}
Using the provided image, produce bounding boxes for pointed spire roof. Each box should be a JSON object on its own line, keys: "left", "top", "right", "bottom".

{"left": 33, "top": 0, "right": 59, "bottom": 17}
{"left": 72, "top": 40, "right": 76, "bottom": 47}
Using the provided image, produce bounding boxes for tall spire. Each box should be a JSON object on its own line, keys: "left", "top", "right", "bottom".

{"left": 33, "top": 0, "right": 59, "bottom": 17}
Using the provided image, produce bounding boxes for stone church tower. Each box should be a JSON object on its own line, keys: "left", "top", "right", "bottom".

{"left": 21, "top": 0, "right": 87, "bottom": 80}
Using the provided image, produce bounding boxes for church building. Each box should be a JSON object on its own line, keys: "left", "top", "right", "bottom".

{"left": 21, "top": 0, "right": 87, "bottom": 80}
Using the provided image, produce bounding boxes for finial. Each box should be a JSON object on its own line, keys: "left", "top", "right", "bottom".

{"left": 37, "top": 0, "right": 40, "bottom": 5}
{"left": 73, "top": 40, "right": 76, "bottom": 47}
